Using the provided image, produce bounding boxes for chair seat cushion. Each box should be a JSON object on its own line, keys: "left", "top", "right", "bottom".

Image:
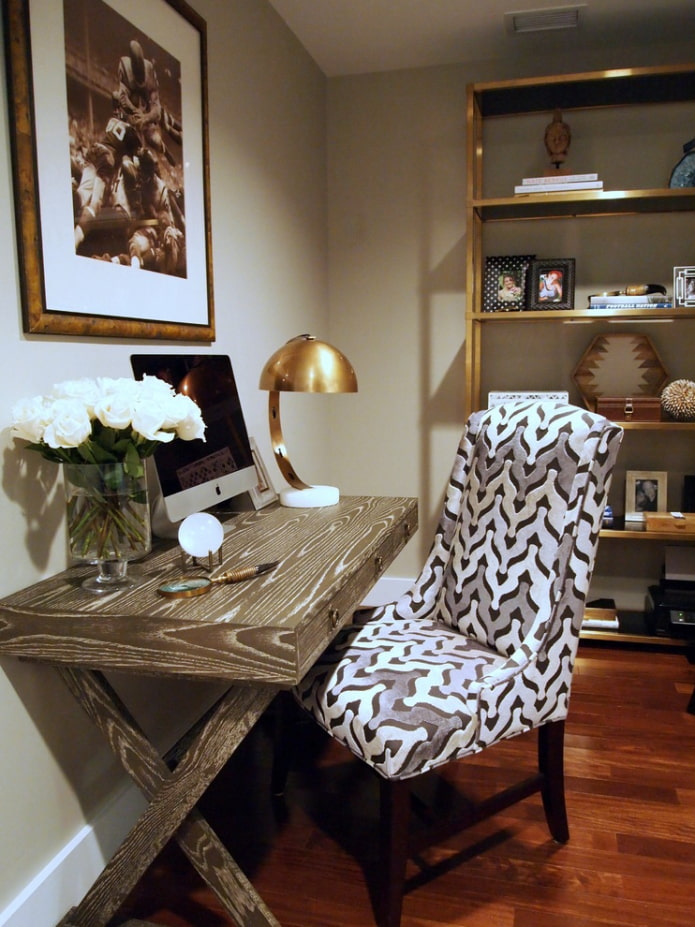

{"left": 295, "top": 609, "right": 509, "bottom": 780}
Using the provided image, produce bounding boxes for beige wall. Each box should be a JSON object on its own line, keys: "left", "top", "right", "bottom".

{"left": 1, "top": 0, "right": 694, "bottom": 917}
{"left": 326, "top": 43, "right": 695, "bottom": 576}
{"left": 0, "top": 0, "right": 327, "bottom": 914}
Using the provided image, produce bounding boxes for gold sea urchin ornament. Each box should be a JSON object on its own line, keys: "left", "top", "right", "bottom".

{"left": 661, "top": 379, "right": 695, "bottom": 421}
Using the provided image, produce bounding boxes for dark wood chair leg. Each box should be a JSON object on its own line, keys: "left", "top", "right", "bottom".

{"left": 270, "top": 691, "right": 298, "bottom": 796}
{"left": 538, "top": 719, "right": 569, "bottom": 843}
{"left": 378, "top": 777, "right": 411, "bottom": 927}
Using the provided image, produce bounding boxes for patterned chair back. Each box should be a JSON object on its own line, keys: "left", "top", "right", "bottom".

{"left": 395, "top": 402, "right": 623, "bottom": 659}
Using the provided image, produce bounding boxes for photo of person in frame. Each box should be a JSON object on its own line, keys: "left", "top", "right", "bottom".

{"left": 538, "top": 269, "right": 563, "bottom": 302}
{"left": 65, "top": 0, "right": 186, "bottom": 277}
{"left": 634, "top": 478, "right": 659, "bottom": 512}
{"left": 498, "top": 271, "right": 522, "bottom": 303}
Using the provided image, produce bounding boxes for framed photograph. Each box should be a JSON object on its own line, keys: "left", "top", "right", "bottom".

{"left": 528, "top": 258, "right": 576, "bottom": 310}
{"left": 4, "top": 0, "right": 215, "bottom": 340}
{"left": 625, "top": 470, "right": 668, "bottom": 519}
{"left": 248, "top": 438, "right": 278, "bottom": 510}
{"left": 482, "top": 254, "right": 535, "bottom": 313}
{"left": 674, "top": 266, "right": 695, "bottom": 308}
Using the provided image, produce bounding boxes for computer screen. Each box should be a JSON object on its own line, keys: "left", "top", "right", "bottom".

{"left": 130, "top": 354, "right": 257, "bottom": 535}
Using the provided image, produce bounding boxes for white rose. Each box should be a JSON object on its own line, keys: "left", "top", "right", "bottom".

{"left": 51, "top": 378, "right": 101, "bottom": 415}
{"left": 42, "top": 399, "right": 93, "bottom": 448}
{"left": 173, "top": 395, "right": 206, "bottom": 441}
{"left": 95, "top": 377, "right": 122, "bottom": 394}
{"left": 131, "top": 403, "right": 175, "bottom": 442}
{"left": 11, "top": 395, "right": 51, "bottom": 443}
{"left": 138, "top": 375, "right": 176, "bottom": 402}
{"left": 94, "top": 394, "right": 135, "bottom": 431}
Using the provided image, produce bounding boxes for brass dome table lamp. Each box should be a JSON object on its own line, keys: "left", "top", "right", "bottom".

{"left": 259, "top": 334, "right": 358, "bottom": 507}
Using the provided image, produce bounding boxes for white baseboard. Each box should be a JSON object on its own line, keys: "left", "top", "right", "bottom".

{"left": 0, "top": 784, "right": 147, "bottom": 927}
{"left": 0, "top": 573, "right": 415, "bottom": 927}
{"left": 360, "top": 574, "right": 412, "bottom": 606}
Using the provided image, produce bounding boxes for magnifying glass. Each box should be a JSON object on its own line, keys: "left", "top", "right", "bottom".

{"left": 157, "top": 561, "right": 279, "bottom": 598}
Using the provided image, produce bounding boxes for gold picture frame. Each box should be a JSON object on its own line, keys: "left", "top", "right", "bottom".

{"left": 4, "top": 0, "right": 215, "bottom": 340}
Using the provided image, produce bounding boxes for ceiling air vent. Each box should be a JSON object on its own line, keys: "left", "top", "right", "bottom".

{"left": 505, "top": 4, "right": 586, "bottom": 34}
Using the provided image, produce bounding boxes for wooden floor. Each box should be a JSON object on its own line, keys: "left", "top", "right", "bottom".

{"left": 113, "top": 643, "right": 695, "bottom": 927}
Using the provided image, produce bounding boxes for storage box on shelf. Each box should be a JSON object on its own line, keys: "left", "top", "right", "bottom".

{"left": 465, "top": 64, "right": 695, "bottom": 646}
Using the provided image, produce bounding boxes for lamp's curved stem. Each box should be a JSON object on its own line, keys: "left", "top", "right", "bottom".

{"left": 268, "top": 391, "right": 311, "bottom": 490}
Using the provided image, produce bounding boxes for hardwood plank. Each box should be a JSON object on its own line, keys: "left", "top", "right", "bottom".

{"left": 113, "top": 646, "right": 695, "bottom": 927}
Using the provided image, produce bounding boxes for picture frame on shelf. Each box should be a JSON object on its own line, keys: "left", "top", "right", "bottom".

{"left": 482, "top": 254, "right": 535, "bottom": 313}
{"left": 674, "top": 266, "right": 695, "bottom": 308}
{"left": 528, "top": 258, "right": 576, "bottom": 310}
{"left": 248, "top": 438, "right": 278, "bottom": 510}
{"left": 625, "top": 470, "right": 668, "bottom": 521}
{"left": 3, "top": 0, "right": 214, "bottom": 341}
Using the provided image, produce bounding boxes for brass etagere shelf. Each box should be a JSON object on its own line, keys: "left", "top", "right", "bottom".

{"left": 465, "top": 64, "right": 695, "bottom": 648}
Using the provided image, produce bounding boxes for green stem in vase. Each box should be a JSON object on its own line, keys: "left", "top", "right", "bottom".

{"left": 65, "top": 467, "right": 150, "bottom": 562}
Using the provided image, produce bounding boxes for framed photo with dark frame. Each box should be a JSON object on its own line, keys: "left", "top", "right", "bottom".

{"left": 528, "top": 258, "right": 576, "bottom": 310}
{"left": 625, "top": 470, "right": 668, "bottom": 520}
{"left": 3, "top": 0, "right": 215, "bottom": 341}
{"left": 482, "top": 254, "right": 535, "bottom": 313}
{"left": 674, "top": 266, "right": 695, "bottom": 308}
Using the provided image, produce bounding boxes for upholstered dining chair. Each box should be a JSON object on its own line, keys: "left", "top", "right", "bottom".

{"left": 293, "top": 401, "right": 623, "bottom": 927}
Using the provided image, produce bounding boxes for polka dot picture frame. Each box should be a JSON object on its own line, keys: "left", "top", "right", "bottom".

{"left": 482, "top": 255, "right": 535, "bottom": 313}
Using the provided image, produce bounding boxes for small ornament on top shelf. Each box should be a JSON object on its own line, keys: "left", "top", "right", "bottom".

{"left": 544, "top": 109, "right": 572, "bottom": 170}
{"left": 514, "top": 109, "right": 604, "bottom": 196}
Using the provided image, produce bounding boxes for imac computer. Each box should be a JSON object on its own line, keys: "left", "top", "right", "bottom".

{"left": 130, "top": 354, "right": 258, "bottom": 537}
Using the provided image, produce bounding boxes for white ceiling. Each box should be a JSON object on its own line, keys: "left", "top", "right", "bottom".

{"left": 266, "top": 0, "right": 693, "bottom": 77}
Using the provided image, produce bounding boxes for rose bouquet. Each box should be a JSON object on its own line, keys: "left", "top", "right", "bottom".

{"left": 11, "top": 375, "right": 205, "bottom": 476}
{"left": 11, "top": 377, "right": 206, "bottom": 589}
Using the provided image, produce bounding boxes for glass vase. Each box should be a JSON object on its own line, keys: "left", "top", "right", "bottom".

{"left": 64, "top": 462, "right": 151, "bottom": 594}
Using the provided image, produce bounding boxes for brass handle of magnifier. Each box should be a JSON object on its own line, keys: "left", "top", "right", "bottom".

{"left": 268, "top": 391, "right": 311, "bottom": 490}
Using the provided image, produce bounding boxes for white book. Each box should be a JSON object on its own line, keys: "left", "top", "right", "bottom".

{"left": 589, "top": 294, "right": 668, "bottom": 304}
{"left": 582, "top": 616, "right": 620, "bottom": 630}
{"left": 589, "top": 302, "right": 672, "bottom": 310}
{"left": 514, "top": 180, "right": 603, "bottom": 194}
{"left": 521, "top": 172, "right": 599, "bottom": 185}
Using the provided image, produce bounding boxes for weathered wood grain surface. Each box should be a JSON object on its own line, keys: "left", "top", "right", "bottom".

{"left": 0, "top": 496, "right": 417, "bottom": 683}
{"left": 56, "top": 670, "right": 279, "bottom": 927}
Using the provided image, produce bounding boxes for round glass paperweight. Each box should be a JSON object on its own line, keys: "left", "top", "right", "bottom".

{"left": 178, "top": 512, "right": 224, "bottom": 558}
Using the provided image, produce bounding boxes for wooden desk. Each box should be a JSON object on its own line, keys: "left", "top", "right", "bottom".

{"left": 0, "top": 495, "right": 417, "bottom": 927}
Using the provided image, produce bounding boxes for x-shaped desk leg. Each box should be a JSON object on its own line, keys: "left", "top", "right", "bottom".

{"left": 55, "top": 667, "right": 281, "bottom": 927}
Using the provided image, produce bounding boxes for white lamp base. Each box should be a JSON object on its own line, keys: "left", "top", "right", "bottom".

{"left": 279, "top": 485, "right": 340, "bottom": 508}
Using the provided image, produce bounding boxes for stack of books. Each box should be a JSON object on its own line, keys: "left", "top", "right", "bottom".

{"left": 588, "top": 293, "right": 672, "bottom": 310}
{"left": 625, "top": 511, "right": 647, "bottom": 529}
{"left": 514, "top": 172, "right": 603, "bottom": 195}
{"left": 582, "top": 602, "right": 619, "bottom": 631}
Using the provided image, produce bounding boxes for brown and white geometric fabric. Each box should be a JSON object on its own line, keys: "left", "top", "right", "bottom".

{"left": 295, "top": 401, "right": 623, "bottom": 781}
